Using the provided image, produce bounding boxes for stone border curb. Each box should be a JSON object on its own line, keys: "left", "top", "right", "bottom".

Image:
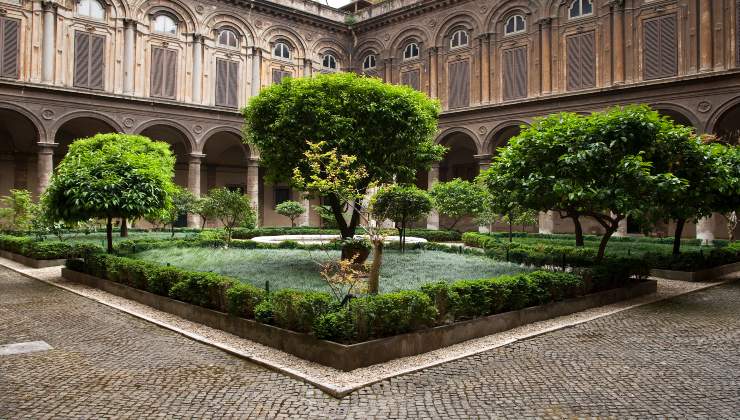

{"left": 0, "top": 250, "right": 66, "bottom": 268}
{"left": 651, "top": 261, "right": 740, "bottom": 282}
{"left": 1, "top": 258, "right": 736, "bottom": 399}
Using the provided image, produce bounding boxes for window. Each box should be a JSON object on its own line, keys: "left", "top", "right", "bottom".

{"left": 153, "top": 14, "right": 177, "bottom": 35}
{"left": 449, "top": 30, "right": 469, "bottom": 49}
{"left": 502, "top": 46, "right": 527, "bottom": 100}
{"left": 403, "top": 42, "right": 419, "bottom": 60}
{"left": 322, "top": 54, "right": 337, "bottom": 70}
{"left": 217, "top": 29, "right": 238, "bottom": 48}
{"left": 0, "top": 17, "right": 20, "bottom": 80}
{"left": 643, "top": 15, "right": 678, "bottom": 80}
{"left": 215, "top": 58, "right": 239, "bottom": 108}
{"left": 566, "top": 31, "right": 596, "bottom": 90}
{"left": 150, "top": 46, "right": 177, "bottom": 98}
{"left": 77, "top": 0, "right": 105, "bottom": 20}
{"left": 401, "top": 69, "right": 420, "bottom": 90}
{"left": 74, "top": 31, "right": 105, "bottom": 90}
{"left": 362, "top": 54, "right": 376, "bottom": 70}
{"left": 448, "top": 59, "right": 470, "bottom": 109}
{"left": 274, "top": 187, "right": 291, "bottom": 207}
{"left": 569, "top": 0, "right": 593, "bottom": 19}
{"left": 273, "top": 42, "right": 291, "bottom": 60}
{"left": 505, "top": 15, "right": 526, "bottom": 35}
{"left": 272, "top": 69, "right": 292, "bottom": 85}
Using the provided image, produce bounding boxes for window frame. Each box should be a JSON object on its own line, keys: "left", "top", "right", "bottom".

{"left": 449, "top": 29, "right": 469, "bottom": 49}
{"left": 403, "top": 42, "right": 420, "bottom": 61}
{"left": 77, "top": 0, "right": 106, "bottom": 20}
{"left": 568, "top": 0, "right": 594, "bottom": 20}
{"left": 322, "top": 53, "right": 338, "bottom": 71}
{"left": 505, "top": 15, "right": 527, "bottom": 36}
{"left": 152, "top": 14, "right": 178, "bottom": 36}
{"left": 273, "top": 41, "right": 291, "bottom": 61}
{"left": 217, "top": 28, "right": 239, "bottom": 49}
{"left": 362, "top": 54, "right": 376, "bottom": 71}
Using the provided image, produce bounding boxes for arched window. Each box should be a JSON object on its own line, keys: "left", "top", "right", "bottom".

{"left": 569, "top": 0, "right": 593, "bottom": 19}
{"left": 153, "top": 14, "right": 177, "bottom": 35}
{"left": 273, "top": 42, "right": 291, "bottom": 60}
{"left": 218, "top": 29, "right": 239, "bottom": 48}
{"left": 322, "top": 54, "right": 337, "bottom": 70}
{"left": 78, "top": 0, "right": 105, "bottom": 20}
{"left": 403, "top": 42, "right": 420, "bottom": 60}
{"left": 363, "top": 54, "right": 376, "bottom": 70}
{"left": 505, "top": 15, "right": 526, "bottom": 35}
{"left": 450, "top": 30, "right": 469, "bottom": 49}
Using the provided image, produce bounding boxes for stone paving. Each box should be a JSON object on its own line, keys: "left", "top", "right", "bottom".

{"left": 1, "top": 266, "right": 739, "bottom": 418}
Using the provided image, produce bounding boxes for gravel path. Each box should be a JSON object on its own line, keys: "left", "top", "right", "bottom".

{"left": 1, "top": 264, "right": 739, "bottom": 418}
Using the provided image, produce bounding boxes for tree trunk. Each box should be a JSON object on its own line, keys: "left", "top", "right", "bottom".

{"left": 672, "top": 218, "right": 686, "bottom": 256}
{"left": 573, "top": 216, "right": 584, "bottom": 247}
{"left": 171, "top": 222, "right": 176, "bottom": 238}
{"left": 120, "top": 218, "right": 128, "bottom": 237}
{"left": 106, "top": 217, "right": 113, "bottom": 254}
{"left": 508, "top": 217, "right": 513, "bottom": 243}
{"left": 201, "top": 217, "right": 207, "bottom": 230}
{"left": 596, "top": 228, "right": 616, "bottom": 263}
{"left": 367, "top": 240, "right": 384, "bottom": 294}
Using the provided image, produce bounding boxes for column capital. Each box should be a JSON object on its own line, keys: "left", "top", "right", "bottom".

{"left": 37, "top": 142, "right": 58, "bottom": 153}
{"left": 41, "top": 1, "right": 57, "bottom": 12}
{"left": 123, "top": 18, "right": 138, "bottom": 28}
{"left": 537, "top": 17, "right": 553, "bottom": 27}
{"left": 608, "top": 0, "right": 625, "bottom": 11}
{"left": 474, "top": 153, "right": 493, "bottom": 163}
{"left": 188, "top": 153, "right": 205, "bottom": 162}
{"left": 247, "top": 157, "right": 260, "bottom": 167}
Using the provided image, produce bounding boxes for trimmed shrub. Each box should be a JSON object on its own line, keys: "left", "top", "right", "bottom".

{"left": 147, "top": 266, "right": 185, "bottom": 296}
{"left": 268, "top": 290, "right": 335, "bottom": 333}
{"left": 0, "top": 234, "right": 99, "bottom": 260}
{"left": 226, "top": 283, "right": 266, "bottom": 319}
{"left": 168, "top": 272, "right": 237, "bottom": 312}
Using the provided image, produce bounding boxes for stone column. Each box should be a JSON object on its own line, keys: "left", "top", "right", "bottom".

{"left": 384, "top": 58, "right": 393, "bottom": 84}
{"left": 0, "top": 154, "right": 14, "bottom": 195}
{"left": 475, "top": 154, "right": 492, "bottom": 173}
{"left": 251, "top": 48, "right": 262, "bottom": 96}
{"left": 538, "top": 211, "right": 556, "bottom": 234}
{"left": 540, "top": 18, "right": 552, "bottom": 94}
{"left": 247, "top": 158, "right": 260, "bottom": 227}
{"left": 41, "top": 1, "right": 56, "bottom": 83}
{"left": 192, "top": 34, "right": 203, "bottom": 104}
{"left": 303, "top": 59, "right": 312, "bottom": 77}
{"left": 479, "top": 36, "right": 490, "bottom": 103}
{"left": 300, "top": 196, "right": 311, "bottom": 227}
{"left": 123, "top": 19, "right": 136, "bottom": 95}
{"left": 614, "top": 218, "right": 628, "bottom": 237}
{"left": 612, "top": 5, "right": 625, "bottom": 84}
{"left": 187, "top": 153, "right": 204, "bottom": 228}
{"left": 36, "top": 142, "right": 56, "bottom": 196}
{"left": 426, "top": 163, "right": 440, "bottom": 230}
{"left": 699, "top": 0, "right": 713, "bottom": 71}
{"left": 696, "top": 215, "right": 715, "bottom": 244}
{"left": 429, "top": 47, "right": 438, "bottom": 98}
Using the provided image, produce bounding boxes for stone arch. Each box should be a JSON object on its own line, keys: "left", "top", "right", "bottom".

{"left": 437, "top": 128, "right": 480, "bottom": 182}
{"left": 709, "top": 98, "right": 740, "bottom": 144}
{"left": 136, "top": 121, "right": 194, "bottom": 187}
{"left": 261, "top": 25, "right": 308, "bottom": 60}
{"left": 434, "top": 12, "right": 481, "bottom": 46}
{"left": 312, "top": 38, "right": 349, "bottom": 69}
{"left": 389, "top": 26, "right": 431, "bottom": 57}
{"left": 51, "top": 111, "right": 123, "bottom": 141}
{"left": 0, "top": 106, "right": 44, "bottom": 195}
{"left": 200, "top": 130, "right": 251, "bottom": 197}
{"left": 487, "top": 0, "right": 534, "bottom": 33}
{"left": 135, "top": 0, "right": 199, "bottom": 34}
{"left": 66, "top": 0, "right": 129, "bottom": 20}
{"left": 483, "top": 121, "right": 528, "bottom": 155}
{"left": 203, "top": 12, "right": 256, "bottom": 46}
{"left": 53, "top": 114, "right": 121, "bottom": 166}
{"left": 650, "top": 103, "right": 701, "bottom": 131}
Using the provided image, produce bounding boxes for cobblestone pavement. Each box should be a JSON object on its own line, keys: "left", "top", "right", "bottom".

{"left": 1, "top": 266, "right": 739, "bottom": 419}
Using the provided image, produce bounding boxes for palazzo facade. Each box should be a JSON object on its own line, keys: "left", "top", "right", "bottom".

{"left": 0, "top": 0, "right": 738, "bottom": 238}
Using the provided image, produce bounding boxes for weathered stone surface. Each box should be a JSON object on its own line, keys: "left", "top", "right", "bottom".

{"left": 1, "top": 266, "right": 738, "bottom": 418}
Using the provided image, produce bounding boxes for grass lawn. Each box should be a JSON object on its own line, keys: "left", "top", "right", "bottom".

{"left": 133, "top": 247, "right": 530, "bottom": 293}
{"left": 484, "top": 234, "right": 713, "bottom": 256}
{"left": 44, "top": 231, "right": 195, "bottom": 247}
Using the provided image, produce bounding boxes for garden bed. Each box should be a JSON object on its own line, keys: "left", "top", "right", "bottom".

{"left": 0, "top": 250, "right": 67, "bottom": 268}
{"left": 62, "top": 267, "right": 656, "bottom": 371}
{"left": 650, "top": 262, "right": 740, "bottom": 282}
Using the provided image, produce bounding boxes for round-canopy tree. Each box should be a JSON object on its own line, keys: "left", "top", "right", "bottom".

{"left": 371, "top": 184, "right": 432, "bottom": 252}
{"left": 275, "top": 200, "right": 305, "bottom": 227}
{"left": 429, "top": 179, "right": 486, "bottom": 230}
{"left": 44, "top": 133, "right": 176, "bottom": 253}
{"left": 243, "top": 72, "right": 444, "bottom": 239}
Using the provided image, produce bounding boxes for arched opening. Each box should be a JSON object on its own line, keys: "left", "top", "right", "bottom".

{"left": 439, "top": 131, "right": 478, "bottom": 182}
{"left": 655, "top": 108, "right": 695, "bottom": 131}
{"left": 489, "top": 124, "right": 522, "bottom": 155}
{"left": 202, "top": 131, "right": 249, "bottom": 195}
{"left": 138, "top": 124, "right": 191, "bottom": 188}
{"left": 0, "top": 108, "right": 40, "bottom": 196}
{"left": 714, "top": 103, "right": 740, "bottom": 145}
{"left": 53, "top": 117, "right": 119, "bottom": 167}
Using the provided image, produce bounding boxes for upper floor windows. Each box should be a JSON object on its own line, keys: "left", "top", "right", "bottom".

{"left": 322, "top": 53, "right": 337, "bottom": 71}
{"left": 153, "top": 14, "right": 177, "bottom": 35}
{"left": 403, "top": 42, "right": 420, "bottom": 60}
{"left": 362, "top": 54, "right": 376, "bottom": 71}
{"left": 77, "top": 0, "right": 105, "bottom": 20}
{"left": 450, "top": 30, "right": 469, "bottom": 49}
{"left": 273, "top": 41, "right": 291, "bottom": 60}
{"left": 505, "top": 15, "right": 526, "bottom": 35}
{"left": 569, "top": 0, "right": 593, "bottom": 19}
{"left": 218, "top": 29, "right": 238, "bottom": 48}
{"left": 0, "top": 17, "right": 20, "bottom": 80}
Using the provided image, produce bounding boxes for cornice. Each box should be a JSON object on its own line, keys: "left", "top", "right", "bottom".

{"left": 229, "top": 0, "right": 351, "bottom": 33}
{"left": 353, "top": 0, "right": 472, "bottom": 33}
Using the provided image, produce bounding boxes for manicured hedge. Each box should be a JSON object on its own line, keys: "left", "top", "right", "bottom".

{"left": 0, "top": 234, "right": 99, "bottom": 260}
{"left": 230, "top": 227, "right": 462, "bottom": 242}
{"left": 65, "top": 253, "right": 628, "bottom": 344}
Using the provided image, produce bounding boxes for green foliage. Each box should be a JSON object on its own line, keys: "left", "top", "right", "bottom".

{"left": 0, "top": 189, "right": 35, "bottom": 232}
{"left": 0, "top": 234, "right": 98, "bottom": 260}
{"left": 194, "top": 195, "right": 220, "bottom": 229}
{"left": 275, "top": 200, "right": 306, "bottom": 227}
{"left": 265, "top": 290, "right": 336, "bottom": 333}
{"left": 430, "top": 179, "right": 486, "bottom": 230}
{"left": 372, "top": 184, "right": 432, "bottom": 227}
{"left": 168, "top": 271, "right": 236, "bottom": 312}
{"left": 168, "top": 187, "right": 197, "bottom": 227}
{"left": 206, "top": 187, "right": 256, "bottom": 242}
{"left": 226, "top": 283, "right": 267, "bottom": 319}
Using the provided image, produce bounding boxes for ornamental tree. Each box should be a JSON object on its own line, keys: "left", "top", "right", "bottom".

{"left": 429, "top": 179, "right": 486, "bottom": 230}
{"left": 0, "top": 189, "right": 35, "bottom": 232}
{"left": 207, "top": 187, "right": 255, "bottom": 243}
{"left": 275, "top": 200, "right": 305, "bottom": 227}
{"left": 165, "top": 187, "right": 197, "bottom": 237}
{"left": 44, "top": 134, "right": 176, "bottom": 253}
{"left": 244, "top": 72, "right": 444, "bottom": 239}
{"left": 371, "top": 184, "right": 432, "bottom": 252}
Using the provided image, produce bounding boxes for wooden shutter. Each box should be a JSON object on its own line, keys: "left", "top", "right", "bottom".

{"left": 566, "top": 31, "right": 596, "bottom": 91}
{"left": 88, "top": 34, "right": 105, "bottom": 90}
{"left": 164, "top": 49, "right": 177, "bottom": 98}
{"left": 216, "top": 59, "right": 239, "bottom": 108}
{"left": 503, "top": 46, "right": 527, "bottom": 100}
{"left": 643, "top": 15, "right": 678, "bottom": 80}
{"left": 150, "top": 47, "right": 164, "bottom": 97}
{"left": 737, "top": 0, "right": 740, "bottom": 66}
{"left": 0, "top": 17, "right": 20, "bottom": 79}
{"left": 401, "top": 69, "right": 420, "bottom": 90}
{"left": 151, "top": 47, "right": 177, "bottom": 99}
{"left": 74, "top": 32, "right": 90, "bottom": 88}
{"left": 448, "top": 60, "right": 470, "bottom": 109}
{"left": 272, "top": 69, "right": 291, "bottom": 85}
